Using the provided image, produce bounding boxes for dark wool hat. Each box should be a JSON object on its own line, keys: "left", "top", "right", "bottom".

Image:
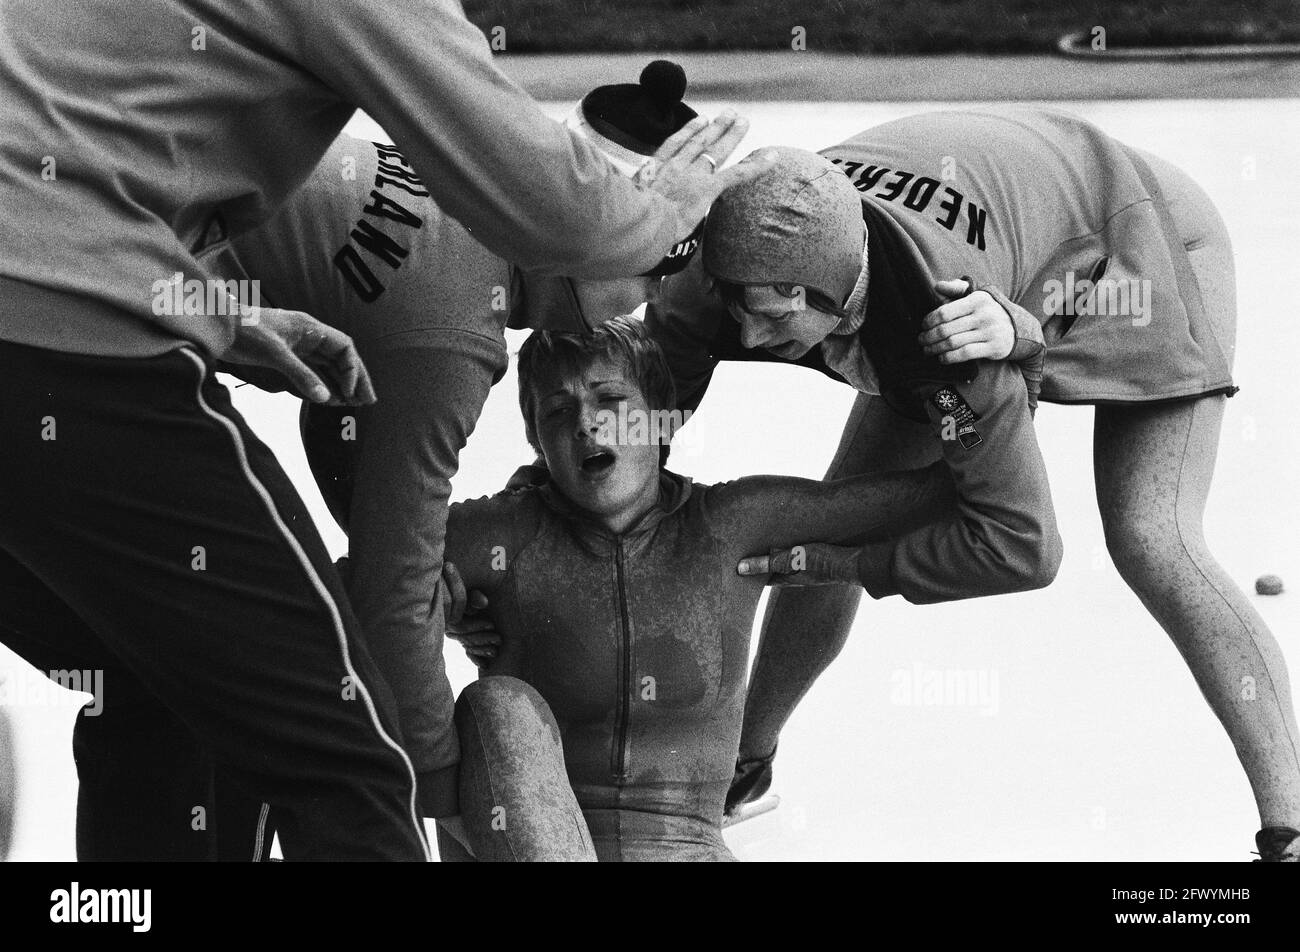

{"left": 581, "top": 60, "right": 699, "bottom": 156}
{"left": 565, "top": 61, "right": 703, "bottom": 277}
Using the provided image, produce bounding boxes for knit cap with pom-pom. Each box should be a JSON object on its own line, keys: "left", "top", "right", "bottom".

{"left": 580, "top": 60, "right": 699, "bottom": 156}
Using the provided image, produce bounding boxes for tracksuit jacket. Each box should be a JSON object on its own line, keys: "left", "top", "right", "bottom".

{"left": 0, "top": 0, "right": 685, "bottom": 359}
{"left": 650, "top": 107, "right": 1234, "bottom": 412}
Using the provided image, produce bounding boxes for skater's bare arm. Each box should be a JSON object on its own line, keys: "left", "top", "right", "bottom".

{"left": 707, "top": 462, "right": 956, "bottom": 557}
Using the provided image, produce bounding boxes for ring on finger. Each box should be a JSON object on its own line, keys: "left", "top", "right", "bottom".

{"left": 700, "top": 152, "right": 717, "bottom": 171}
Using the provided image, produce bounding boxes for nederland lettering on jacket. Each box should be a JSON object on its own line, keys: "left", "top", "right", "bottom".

{"left": 818, "top": 107, "right": 1234, "bottom": 404}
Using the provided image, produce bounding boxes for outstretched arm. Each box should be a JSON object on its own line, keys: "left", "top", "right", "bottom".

{"left": 709, "top": 462, "right": 957, "bottom": 559}
{"left": 730, "top": 359, "right": 1061, "bottom": 602}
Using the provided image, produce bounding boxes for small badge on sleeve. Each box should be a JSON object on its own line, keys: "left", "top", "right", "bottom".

{"left": 932, "top": 387, "right": 982, "bottom": 449}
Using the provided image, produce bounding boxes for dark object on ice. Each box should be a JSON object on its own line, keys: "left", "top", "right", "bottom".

{"left": 1255, "top": 574, "right": 1284, "bottom": 596}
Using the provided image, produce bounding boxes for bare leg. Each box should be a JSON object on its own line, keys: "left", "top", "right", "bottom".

{"left": 1094, "top": 149, "right": 1300, "bottom": 846}
{"left": 736, "top": 393, "right": 937, "bottom": 770}
{"left": 1095, "top": 397, "right": 1300, "bottom": 831}
{"left": 452, "top": 676, "right": 596, "bottom": 862}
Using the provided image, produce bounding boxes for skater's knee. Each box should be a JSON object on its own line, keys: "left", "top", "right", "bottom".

{"left": 1102, "top": 513, "right": 1204, "bottom": 592}
{"left": 971, "top": 521, "right": 1062, "bottom": 595}
{"left": 1027, "top": 529, "right": 1064, "bottom": 591}
{"left": 1103, "top": 517, "right": 1161, "bottom": 583}
{"left": 455, "top": 676, "right": 559, "bottom": 746}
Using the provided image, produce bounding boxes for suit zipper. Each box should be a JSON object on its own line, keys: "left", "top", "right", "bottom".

{"left": 611, "top": 537, "right": 632, "bottom": 781}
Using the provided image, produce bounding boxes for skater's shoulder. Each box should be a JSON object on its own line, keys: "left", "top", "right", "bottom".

{"left": 445, "top": 487, "right": 550, "bottom": 586}
{"left": 450, "top": 484, "right": 549, "bottom": 521}
{"left": 447, "top": 485, "right": 551, "bottom": 549}
{"left": 689, "top": 473, "right": 793, "bottom": 526}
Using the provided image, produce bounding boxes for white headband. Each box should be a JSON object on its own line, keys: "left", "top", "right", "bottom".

{"left": 563, "top": 105, "right": 663, "bottom": 179}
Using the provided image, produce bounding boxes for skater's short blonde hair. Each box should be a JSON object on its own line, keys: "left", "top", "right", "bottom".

{"left": 517, "top": 316, "right": 676, "bottom": 467}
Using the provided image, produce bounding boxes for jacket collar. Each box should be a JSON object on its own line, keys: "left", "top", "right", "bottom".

{"left": 538, "top": 469, "right": 694, "bottom": 540}
{"left": 830, "top": 232, "right": 871, "bottom": 338}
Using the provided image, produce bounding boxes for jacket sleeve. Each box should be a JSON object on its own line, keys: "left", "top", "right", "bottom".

{"left": 284, "top": 0, "right": 686, "bottom": 278}
{"left": 644, "top": 252, "right": 725, "bottom": 414}
{"left": 341, "top": 331, "right": 506, "bottom": 818}
{"left": 853, "top": 359, "right": 1062, "bottom": 603}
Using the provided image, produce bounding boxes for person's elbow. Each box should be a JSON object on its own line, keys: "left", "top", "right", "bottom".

{"left": 980, "top": 519, "right": 1063, "bottom": 595}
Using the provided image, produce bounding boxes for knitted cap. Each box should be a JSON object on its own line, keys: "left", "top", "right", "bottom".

{"left": 703, "top": 147, "right": 864, "bottom": 305}
{"left": 564, "top": 61, "right": 703, "bottom": 277}
{"left": 580, "top": 60, "right": 698, "bottom": 156}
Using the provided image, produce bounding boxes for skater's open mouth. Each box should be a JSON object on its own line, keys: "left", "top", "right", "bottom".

{"left": 581, "top": 449, "right": 616, "bottom": 474}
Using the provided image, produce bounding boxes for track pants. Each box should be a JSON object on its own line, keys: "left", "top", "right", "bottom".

{"left": 0, "top": 338, "right": 430, "bottom": 861}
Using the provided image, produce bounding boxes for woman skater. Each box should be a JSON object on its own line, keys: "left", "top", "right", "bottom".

{"left": 422, "top": 316, "right": 1058, "bottom": 860}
